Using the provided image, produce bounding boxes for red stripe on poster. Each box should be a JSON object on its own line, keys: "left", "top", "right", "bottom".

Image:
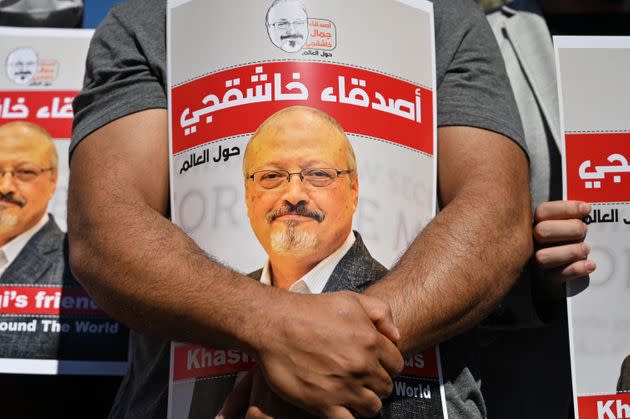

{"left": 0, "top": 286, "right": 105, "bottom": 316}
{"left": 565, "top": 133, "right": 630, "bottom": 203}
{"left": 577, "top": 393, "right": 630, "bottom": 419}
{"left": 171, "top": 62, "right": 433, "bottom": 155}
{"left": 401, "top": 348, "right": 439, "bottom": 378}
{"left": 0, "top": 91, "right": 78, "bottom": 138}
{"left": 173, "top": 345, "right": 255, "bottom": 381}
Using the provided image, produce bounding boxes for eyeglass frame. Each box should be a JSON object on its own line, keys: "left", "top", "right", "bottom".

{"left": 246, "top": 168, "right": 354, "bottom": 190}
{"left": 269, "top": 19, "right": 307, "bottom": 31}
{"left": 0, "top": 166, "right": 55, "bottom": 183}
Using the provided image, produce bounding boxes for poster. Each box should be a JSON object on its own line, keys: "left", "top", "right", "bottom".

{"left": 555, "top": 37, "right": 630, "bottom": 419}
{"left": 167, "top": 0, "right": 445, "bottom": 417}
{"left": 0, "top": 27, "right": 129, "bottom": 375}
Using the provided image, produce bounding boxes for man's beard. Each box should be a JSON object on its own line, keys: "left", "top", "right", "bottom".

{"left": 0, "top": 213, "right": 19, "bottom": 234}
{"left": 270, "top": 221, "right": 318, "bottom": 255}
{"left": 267, "top": 202, "right": 324, "bottom": 255}
{"left": 0, "top": 193, "right": 25, "bottom": 234}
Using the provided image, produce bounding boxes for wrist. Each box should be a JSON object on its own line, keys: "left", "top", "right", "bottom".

{"left": 233, "top": 285, "right": 297, "bottom": 358}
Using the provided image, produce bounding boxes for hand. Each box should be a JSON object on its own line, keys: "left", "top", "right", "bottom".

{"left": 533, "top": 200, "right": 596, "bottom": 298}
{"left": 247, "top": 290, "right": 403, "bottom": 418}
{"left": 219, "top": 366, "right": 317, "bottom": 419}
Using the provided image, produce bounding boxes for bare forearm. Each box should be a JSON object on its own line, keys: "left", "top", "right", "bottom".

{"left": 67, "top": 111, "right": 275, "bottom": 353}
{"left": 365, "top": 126, "right": 532, "bottom": 352}
{"left": 366, "top": 185, "right": 531, "bottom": 352}
{"left": 69, "top": 200, "right": 278, "bottom": 352}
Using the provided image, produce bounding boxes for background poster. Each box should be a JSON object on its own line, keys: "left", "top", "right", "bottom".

{"left": 555, "top": 37, "right": 630, "bottom": 419}
{"left": 167, "top": 0, "right": 445, "bottom": 417}
{"left": 0, "top": 27, "right": 129, "bottom": 375}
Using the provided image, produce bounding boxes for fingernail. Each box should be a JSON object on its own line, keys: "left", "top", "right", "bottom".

{"left": 582, "top": 242, "right": 591, "bottom": 255}
{"left": 579, "top": 202, "right": 592, "bottom": 215}
{"left": 586, "top": 260, "right": 596, "bottom": 274}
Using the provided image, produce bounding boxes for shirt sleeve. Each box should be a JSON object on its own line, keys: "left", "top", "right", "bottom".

{"left": 70, "top": 3, "right": 167, "bottom": 158}
{"left": 435, "top": 0, "right": 527, "bottom": 155}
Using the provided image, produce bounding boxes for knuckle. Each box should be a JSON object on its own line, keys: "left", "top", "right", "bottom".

{"left": 533, "top": 222, "right": 551, "bottom": 242}
{"left": 344, "top": 356, "right": 368, "bottom": 375}
{"left": 372, "top": 302, "right": 388, "bottom": 318}
{"left": 534, "top": 248, "right": 551, "bottom": 266}
{"left": 534, "top": 204, "right": 547, "bottom": 222}
{"left": 395, "top": 355, "right": 404, "bottom": 374}
{"left": 574, "top": 244, "right": 588, "bottom": 259}
{"left": 366, "top": 397, "right": 383, "bottom": 416}
{"left": 246, "top": 407, "right": 263, "bottom": 419}
{"left": 382, "top": 375, "right": 394, "bottom": 395}
{"left": 570, "top": 218, "right": 585, "bottom": 234}
{"left": 363, "top": 331, "right": 380, "bottom": 349}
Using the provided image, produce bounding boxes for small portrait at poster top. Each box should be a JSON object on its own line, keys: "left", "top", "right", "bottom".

{"left": 265, "top": 0, "right": 309, "bottom": 53}
{"left": 5, "top": 47, "right": 38, "bottom": 85}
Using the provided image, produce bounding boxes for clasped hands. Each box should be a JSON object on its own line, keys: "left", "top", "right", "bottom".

{"left": 215, "top": 200, "right": 594, "bottom": 419}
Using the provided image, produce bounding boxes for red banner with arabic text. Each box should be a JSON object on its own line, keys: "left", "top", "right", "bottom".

{"left": 0, "top": 91, "right": 77, "bottom": 138}
{"left": 171, "top": 62, "right": 433, "bottom": 155}
{"left": 577, "top": 393, "right": 630, "bottom": 419}
{"left": 565, "top": 133, "right": 630, "bottom": 203}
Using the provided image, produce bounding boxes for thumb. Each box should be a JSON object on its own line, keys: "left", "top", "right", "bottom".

{"left": 218, "top": 369, "right": 255, "bottom": 419}
{"left": 357, "top": 294, "right": 400, "bottom": 344}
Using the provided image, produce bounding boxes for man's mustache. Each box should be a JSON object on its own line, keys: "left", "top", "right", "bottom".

{"left": 267, "top": 202, "right": 325, "bottom": 223}
{"left": 281, "top": 34, "right": 303, "bottom": 41}
{"left": 0, "top": 193, "right": 26, "bottom": 208}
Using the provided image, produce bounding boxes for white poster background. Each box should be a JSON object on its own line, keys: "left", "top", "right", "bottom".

{"left": 168, "top": 0, "right": 444, "bottom": 417}
{"left": 555, "top": 36, "right": 630, "bottom": 411}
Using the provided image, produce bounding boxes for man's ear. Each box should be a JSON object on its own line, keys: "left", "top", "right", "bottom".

{"left": 351, "top": 175, "right": 359, "bottom": 211}
{"left": 48, "top": 169, "right": 58, "bottom": 197}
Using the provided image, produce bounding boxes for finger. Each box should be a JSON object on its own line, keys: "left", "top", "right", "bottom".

{"left": 546, "top": 259, "right": 597, "bottom": 287}
{"left": 535, "top": 200, "right": 591, "bottom": 222}
{"left": 320, "top": 405, "right": 358, "bottom": 419}
{"left": 245, "top": 406, "right": 273, "bottom": 419}
{"left": 345, "top": 388, "right": 383, "bottom": 418}
{"left": 356, "top": 294, "right": 401, "bottom": 343}
{"left": 534, "top": 219, "right": 587, "bottom": 245}
{"left": 220, "top": 370, "right": 255, "bottom": 419}
{"left": 535, "top": 242, "right": 591, "bottom": 269}
{"left": 375, "top": 334, "right": 404, "bottom": 378}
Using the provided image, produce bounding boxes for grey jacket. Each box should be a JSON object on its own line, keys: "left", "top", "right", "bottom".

{"left": 1, "top": 215, "right": 72, "bottom": 286}
{"left": 0, "top": 215, "right": 128, "bottom": 362}
{"left": 0, "top": 215, "right": 72, "bottom": 359}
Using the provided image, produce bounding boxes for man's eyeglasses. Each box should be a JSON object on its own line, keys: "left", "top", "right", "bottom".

{"left": 0, "top": 167, "right": 54, "bottom": 182}
{"left": 270, "top": 20, "right": 307, "bottom": 31}
{"left": 247, "top": 168, "right": 353, "bottom": 190}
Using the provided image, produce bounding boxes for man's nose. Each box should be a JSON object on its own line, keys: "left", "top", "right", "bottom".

{"left": 0, "top": 172, "right": 17, "bottom": 194}
{"left": 280, "top": 174, "right": 310, "bottom": 205}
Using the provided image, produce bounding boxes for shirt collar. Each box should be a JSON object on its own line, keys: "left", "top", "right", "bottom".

{"left": 1, "top": 213, "right": 49, "bottom": 268}
{"left": 260, "top": 230, "right": 356, "bottom": 294}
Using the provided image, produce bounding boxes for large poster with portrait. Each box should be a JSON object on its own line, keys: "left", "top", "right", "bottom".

{"left": 167, "top": 0, "right": 444, "bottom": 417}
{"left": 0, "top": 27, "right": 129, "bottom": 375}
{"left": 555, "top": 37, "right": 630, "bottom": 419}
